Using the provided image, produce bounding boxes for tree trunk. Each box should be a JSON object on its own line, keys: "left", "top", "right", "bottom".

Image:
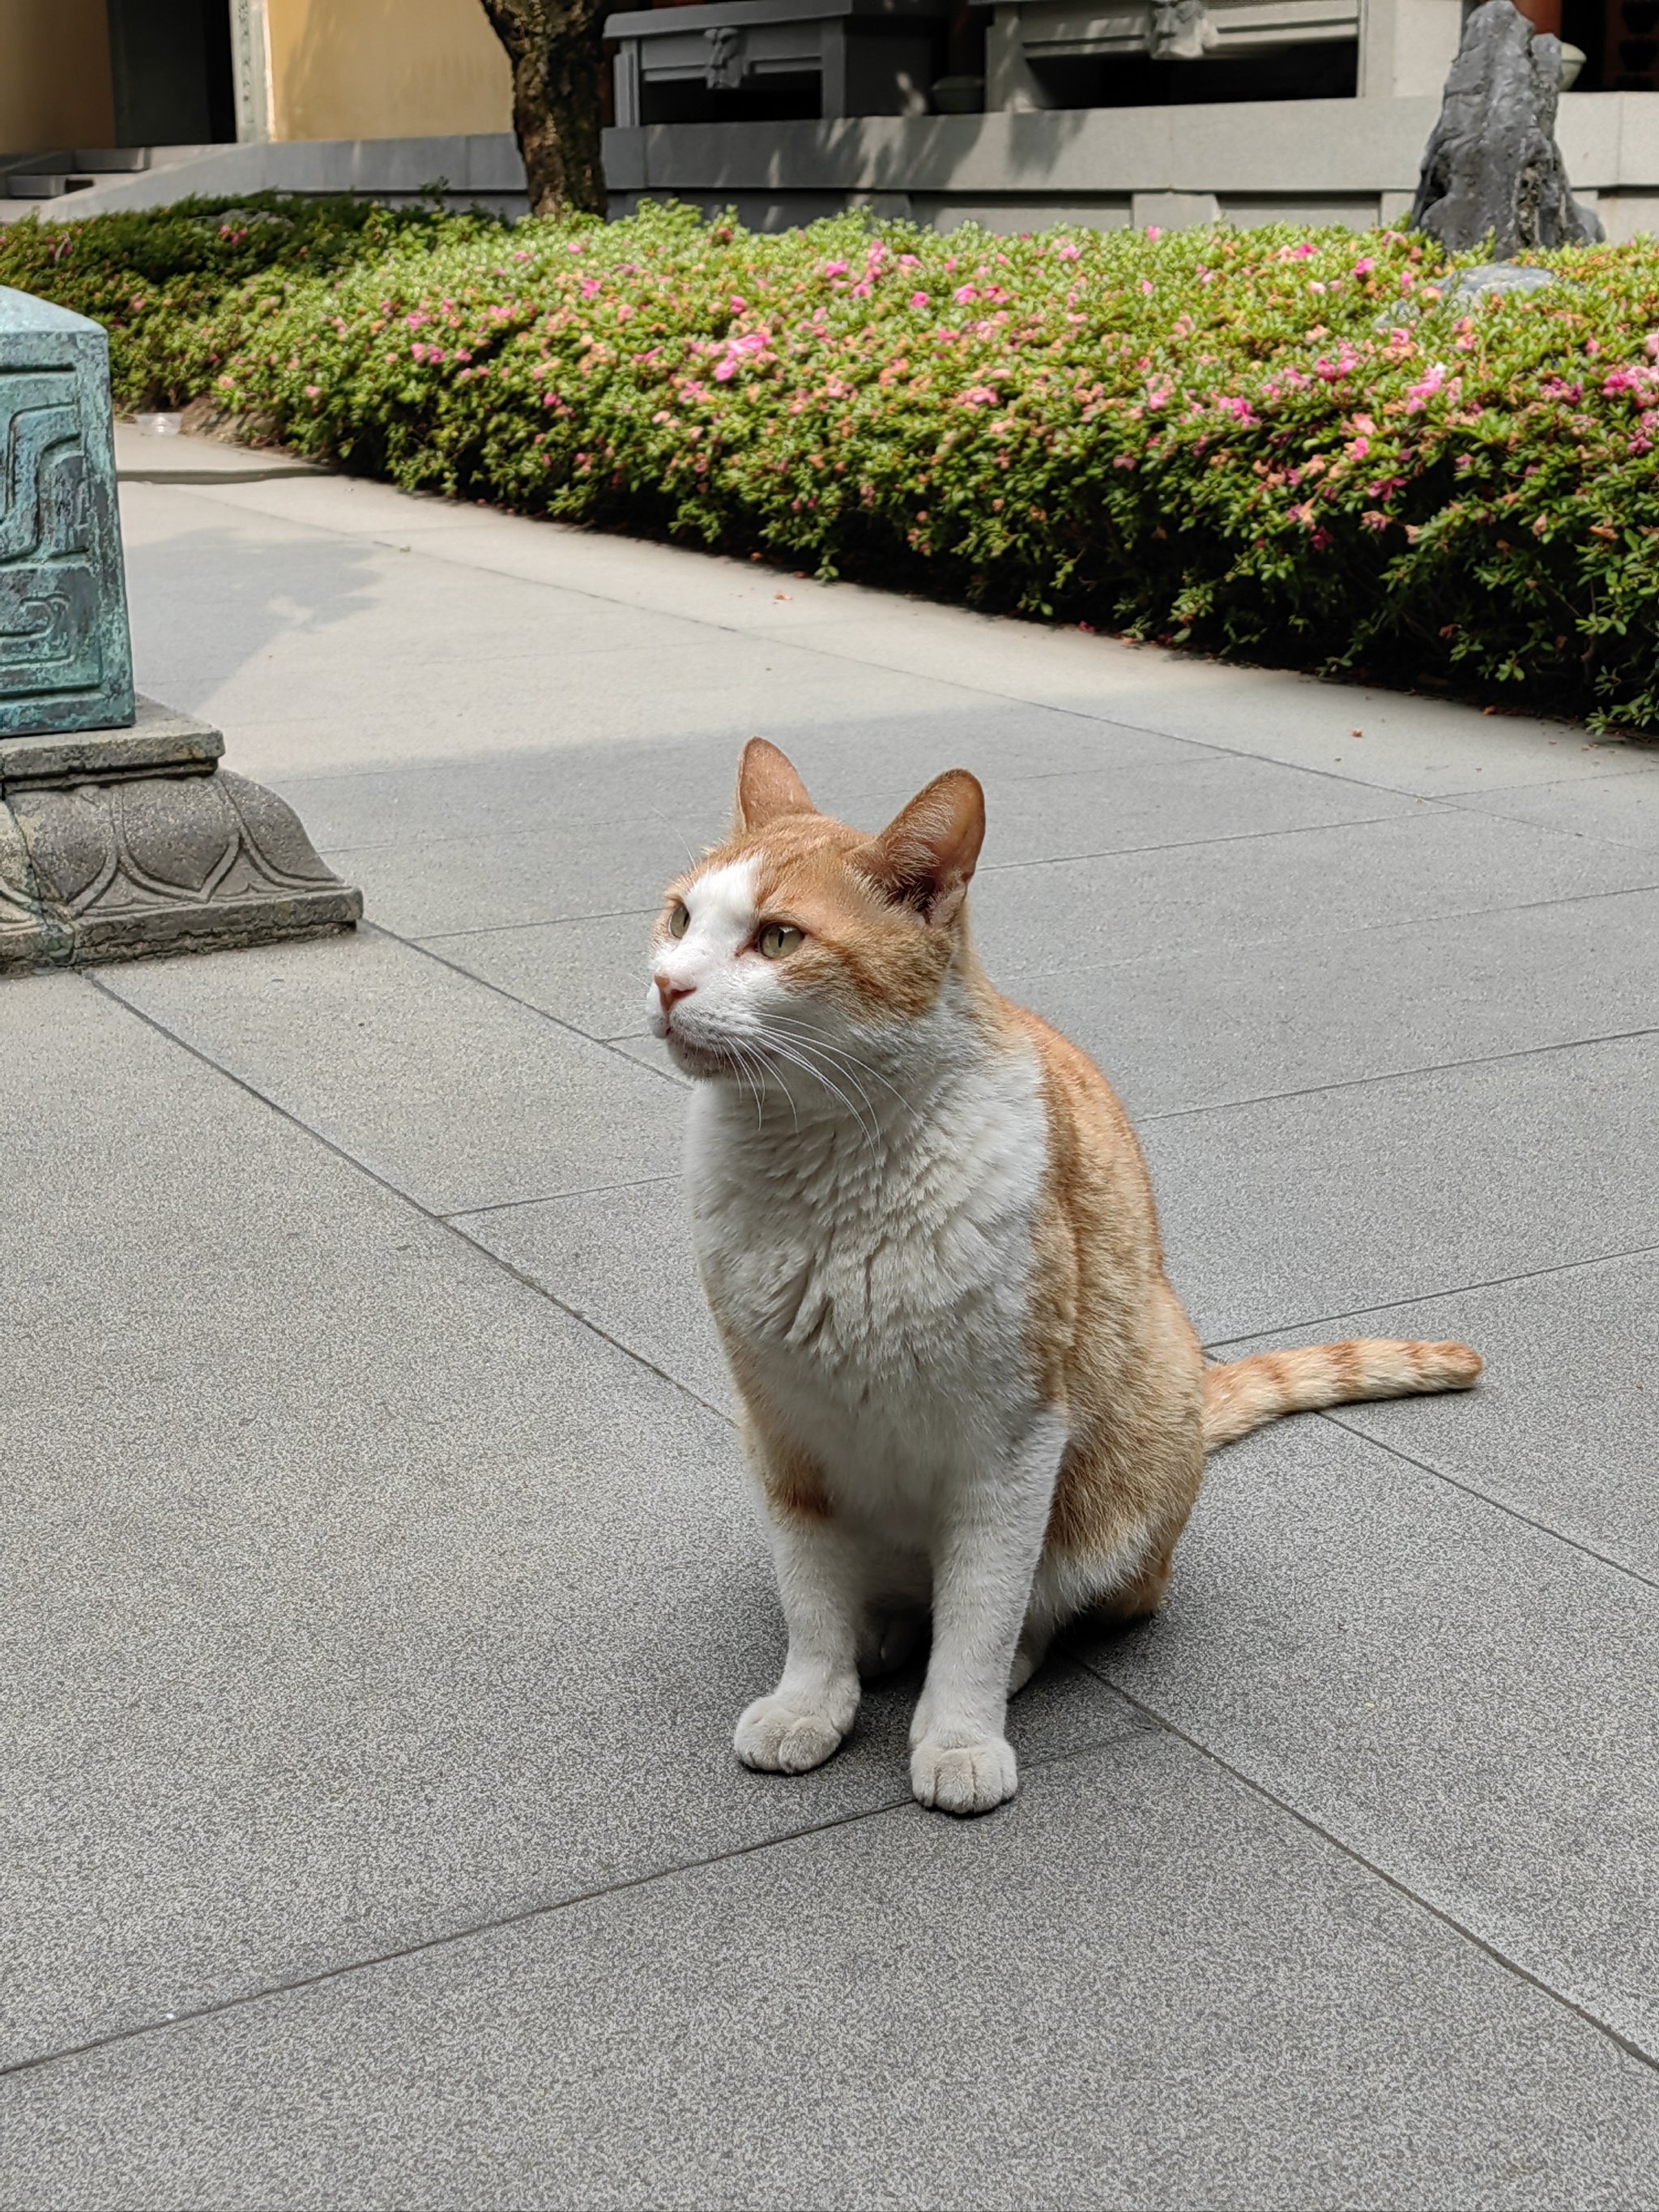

{"left": 480, "top": 0, "right": 610, "bottom": 219}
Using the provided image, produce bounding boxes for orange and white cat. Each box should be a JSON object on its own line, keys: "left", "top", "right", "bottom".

{"left": 647, "top": 740, "right": 1481, "bottom": 1818}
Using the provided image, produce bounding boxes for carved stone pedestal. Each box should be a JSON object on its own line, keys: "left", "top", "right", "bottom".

{"left": 0, "top": 696, "right": 362, "bottom": 975}
{"left": 0, "top": 283, "right": 361, "bottom": 978}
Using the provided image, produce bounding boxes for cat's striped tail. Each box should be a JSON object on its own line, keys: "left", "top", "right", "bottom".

{"left": 1201, "top": 1337, "right": 1482, "bottom": 1451}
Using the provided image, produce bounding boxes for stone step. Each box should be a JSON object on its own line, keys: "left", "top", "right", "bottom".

{"left": 71, "top": 147, "right": 151, "bottom": 172}
{"left": 5, "top": 173, "right": 96, "bottom": 198}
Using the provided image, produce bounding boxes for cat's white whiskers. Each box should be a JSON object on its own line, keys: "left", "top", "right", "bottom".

{"left": 758, "top": 1031, "right": 883, "bottom": 1130}
{"left": 728, "top": 1038, "right": 770, "bottom": 1133}
{"left": 752, "top": 1017, "right": 914, "bottom": 1113}
{"left": 764, "top": 1044, "right": 880, "bottom": 1149}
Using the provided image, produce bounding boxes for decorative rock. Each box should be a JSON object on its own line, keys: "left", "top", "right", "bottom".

{"left": 1410, "top": 0, "right": 1602, "bottom": 258}
{"left": 0, "top": 287, "right": 134, "bottom": 738}
{"left": 0, "top": 697, "right": 362, "bottom": 974}
{"left": 1445, "top": 261, "right": 1563, "bottom": 305}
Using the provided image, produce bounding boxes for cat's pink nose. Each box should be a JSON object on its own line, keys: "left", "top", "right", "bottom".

{"left": 655, "top": 973, "right": 693, "bottom": 1013}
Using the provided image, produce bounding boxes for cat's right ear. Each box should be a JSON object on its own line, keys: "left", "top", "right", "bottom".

{"left": 734, "top": 739, "right": 816, "bottom": 833}
{"left": 864, "top": 770, "right": 985, "bottom": 927}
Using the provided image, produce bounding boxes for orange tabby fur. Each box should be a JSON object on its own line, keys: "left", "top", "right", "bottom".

{"left": 651, "top": 741, "right": 1482, "bottom": 1813}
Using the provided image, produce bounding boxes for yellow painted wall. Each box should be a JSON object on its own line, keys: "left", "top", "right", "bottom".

{"left": 0, "top": 0, "right": 117, "bottom": 154}
{"left": 267, "top": 0, "right": 514, "bottom": 142}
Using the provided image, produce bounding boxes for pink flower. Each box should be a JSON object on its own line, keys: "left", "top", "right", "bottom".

{"left": 909, "top": 292, "right": 930, "bottom": 309}
{"left": 304, "top": 384, "right": 320, "bottom": 399}
{"left": 1351, "top": 257, "right": 1375, "bottom": 277}
{"left": 580, "top": 277, "right": 602, "bottom": 299}
{"left": 822, "top": 260, "right": 850, "bottom": 279}
{"left": 953, "top": 284, "right": 978, "bottom": 304}
{"left": 957, "top": 385, "right": 999, "bottom": 407}
{"left": 1145, "top": 226, "right": 1162, "bottom": 241}
{"left": 1347, "top": 435, "right": 1371, "bottom": 459}
{"left": 1404, "top": 362, "right": 1453, "bottom": 412}
{"left": 1140, "top": 279, "right": 1154, "bottom": 296}
{"left": 1054, "top": 241, "right": 1081, "bottom": 261}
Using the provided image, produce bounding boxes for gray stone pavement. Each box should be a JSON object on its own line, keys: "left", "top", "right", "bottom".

{"left": 4, "top": 461, "right": 1659, "bottom": 2207}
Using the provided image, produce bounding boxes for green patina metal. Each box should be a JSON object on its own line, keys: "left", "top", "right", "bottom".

{"left": 0, "top": 286, "right": 134, "bottom": 739}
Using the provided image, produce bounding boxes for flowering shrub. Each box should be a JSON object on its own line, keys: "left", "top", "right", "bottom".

{"left": 0, "top": 195, "right": 494, "bottom": 411}
{"left": 9, "top": 196, "right": 1659, "bottom": 727}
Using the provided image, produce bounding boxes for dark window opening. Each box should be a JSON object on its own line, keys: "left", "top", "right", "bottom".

{"left": 1030, "top": 42, "right": 1357, "bottom": 110}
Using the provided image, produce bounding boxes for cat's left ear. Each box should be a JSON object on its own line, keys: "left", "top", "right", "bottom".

{"left": 865, "top": 770, "right": 985, "bottom": 927}
{"left": 735, "top": 738, "right": 816, "bottom": 832}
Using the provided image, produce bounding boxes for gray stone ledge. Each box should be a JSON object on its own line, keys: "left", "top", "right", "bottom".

{"left": 0, "top": 694, "right": 224, "bottom": 792}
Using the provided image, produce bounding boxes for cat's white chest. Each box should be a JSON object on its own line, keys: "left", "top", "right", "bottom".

{"left": 687, "top": 1038, "right": 1050, "bottom": 1512}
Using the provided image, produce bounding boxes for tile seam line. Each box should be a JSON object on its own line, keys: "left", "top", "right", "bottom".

{"left": 416, "top": 906, "right": 655, "bottom": 944}
{"left": 161, "top": 479, "right": 1473, "bottom": 806}
{"left": 360, "top": 920, "right": 688, "bottom": 1093}
{"left": 1439, "top": 762, "right": 1659, "bottom": 810}
{"left": 1198, "top": 1238, "right": 1659, "bottom": 1349}
{"left": 1067, "top": 1662, "right": 1659, "bottom": 2082}
{"left": 1307, "top": 1410, "right": 1659, "bottom": 1596}
{"left": 320, "top": 806, "right": 1422, "bottom": 872}
{"left": 291, "top": 863, "right": 1659, "bottom": 989}
{"left": 984, "top": 809, "right": 1433, "bottom": 880}
{"left": 1136, "top": 1021, "right": 1659, "bottom": 1127}
{"left": 320, "top": 796, "right": 1433, "bottom": 863}
{"left": 164, "top": 479, "right": 1650, "bottom": 812}
{"left": 445, "top": 1171, "right": 681, "bottom": 1220}
{"left": 991, "top": 873, "right": 1659, "bottom": 995}
{"left": 0, "top": 1725, "right": 1145, "bottom": 2086}
{"left": 343, "top": 893, "right": 1659, "bottom": 1091}
{"left": 998, "top": 875, "right": 1659, "bottom": 991}
{"left": 376, "top": 929, "right": 1659, "bottom": 1127}
{"left": 83, "top": 973, "right": 732, "bottom": 1431}
{"left": 0, "top": 1800, "right": 907, "bottom": 2085}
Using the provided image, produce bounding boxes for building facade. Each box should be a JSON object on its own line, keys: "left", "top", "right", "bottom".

{"left": 2, "top": 0, "right": 1655, "bottom": 238}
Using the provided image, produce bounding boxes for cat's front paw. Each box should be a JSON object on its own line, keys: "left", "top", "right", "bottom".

{"left": 734, "top": 1693, "right": 851, "bottom": 1775}
{"left": 911, "top": 1733, "right": 1017, "bottom": 1817}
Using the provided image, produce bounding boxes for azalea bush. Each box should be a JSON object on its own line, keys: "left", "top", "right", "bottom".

{"left": 0, "top": 194, "right": 491, "bottom": 410}
{"left": 9, "top": 195, "right": 1659, "bottom": 727}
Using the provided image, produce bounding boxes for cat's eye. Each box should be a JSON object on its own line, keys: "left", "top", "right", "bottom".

{"left": 758, "top": 923, "right": 804, "bottom": 960}
{"left": 667, "top": 901, "right": 690, "bottom": 939}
